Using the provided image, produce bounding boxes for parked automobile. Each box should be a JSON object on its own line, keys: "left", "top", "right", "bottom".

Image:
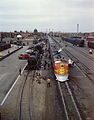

{"left": 18, "top": 53, "right": 30, "bottom": 59}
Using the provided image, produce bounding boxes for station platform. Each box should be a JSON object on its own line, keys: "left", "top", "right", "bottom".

{"left": 0, "top": 45, "right": 22, "bottom": 61}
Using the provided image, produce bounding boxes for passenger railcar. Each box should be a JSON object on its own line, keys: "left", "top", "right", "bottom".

{"left": 88, "top": 41, "right": 94, "bottom": 49}
{"left": 61, "top": 36, "right": 84, "bottom": 47}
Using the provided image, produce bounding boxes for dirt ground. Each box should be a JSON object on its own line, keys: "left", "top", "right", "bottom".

{"left": 0, "top": 68, "right": 64, "bottom": 120}
{"left": 0, "top": 42, "right": 64, "bottom": 120}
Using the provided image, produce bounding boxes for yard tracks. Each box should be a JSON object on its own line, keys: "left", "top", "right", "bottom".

{"left": 16, "top": 70, "right": 35, "bottom": 120}
{"left": 58, "top": 81, "right": 82, "bottom": 120}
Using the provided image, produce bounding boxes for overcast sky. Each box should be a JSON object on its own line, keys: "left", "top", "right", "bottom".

{"left": 0, "top": 0, "right": 94, "bottom": 32}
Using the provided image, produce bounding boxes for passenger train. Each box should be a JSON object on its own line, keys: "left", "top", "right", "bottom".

{"left": 49, "top": 37, "right": 69, "bottom": 82}
{"left": 61, "top": 36, "right": 84, "bottom": 47}
{"left": 53, "top": 59, "right": 69, "bottom": 82}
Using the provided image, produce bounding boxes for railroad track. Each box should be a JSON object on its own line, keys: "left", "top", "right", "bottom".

{"left": 58, "top": 81, "right": 82, "bottom": 120}
{"left": 17, "top": 70, "right": 35, "bottom": 120}
{"left": 50, "top": 37, "right": 83, "bottom": 119}
{"left": 63, "top": 48, "right": 94, "bottom": 83}
{"left": 52, "top": 37, "right": 94, "bottom": 83}
{"left": 53, "top": 36, "right": 94, "bottom": 62}
{"left": 50, "top": 37, "right": 94, "bottom": 120}
{"left": 66, "top": 43, "right": 94, "bottom": 62}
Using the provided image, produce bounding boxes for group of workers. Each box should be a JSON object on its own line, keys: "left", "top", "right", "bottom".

{"left": 19, "top": 68, "right": 51, "bottom": 87}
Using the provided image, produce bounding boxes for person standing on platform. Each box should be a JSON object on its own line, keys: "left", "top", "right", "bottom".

{"left": 19, "top": 68, "right": 21, "bottom": 75}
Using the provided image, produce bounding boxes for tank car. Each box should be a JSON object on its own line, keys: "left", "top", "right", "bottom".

{"left": 27, "top": 49, "right": 40, "bottom": 69}
{"left": 27, "top": 55, "right": 38, "bottom": 69}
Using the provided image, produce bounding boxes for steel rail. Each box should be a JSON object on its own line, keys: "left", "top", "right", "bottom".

{"left": 29, "top": 70, "right": 36, "bottom": 120}
{"left": 18, "top": 70, "right": 34, "bottom": 120}
{"left": 61, "top": 38, "right": 94, "bottom": 62}
{"left": 18, "top": 71, "right": 30, "bottom": 120}
{"left": 58, "top": 81, "right": 69, "bottom": 120}
{"left": 65, "top": 81, "right": 82, "bottom": 120}
{"left": 50, "top": 37, "right": 82, "bottom": 120}
{"left": 63, "top": 48, "right": 94, "bottom": 83}
{"left": 58, "top": 81, "right": 82, "bottom": 120}
{"left": 52, "top": 36, "right": 94, "bottom": 83}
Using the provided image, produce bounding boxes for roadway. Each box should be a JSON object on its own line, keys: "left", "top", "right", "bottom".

{"left": 0, "top": 46, "right": 28, "bottom": 103}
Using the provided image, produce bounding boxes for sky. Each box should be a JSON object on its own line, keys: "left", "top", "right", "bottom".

{"left": 0, "top": 0, "right": 94, "bottom": 32}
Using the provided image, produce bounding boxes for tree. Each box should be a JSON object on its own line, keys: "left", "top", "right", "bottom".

{"left": 14, "top": 30, "right": 17, "bottom": 33}
{"left": 26, "top": 30, "right": 29, "bottom": 33}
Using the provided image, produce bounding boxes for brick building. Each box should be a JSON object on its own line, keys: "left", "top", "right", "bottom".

{"left": 0, "top": 32, "right": 16, "bottom": 41}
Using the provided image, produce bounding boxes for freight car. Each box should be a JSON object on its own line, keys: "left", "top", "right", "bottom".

{"left": 28, "top": 43, "right": 43, "bottom": 54}
{"left": 34, "top": 43, "right": 43, "bottom": 54}
{"left": 27, "top": 55, "right": 38, "bottom": 69}
{"left": 61, "top": 36, "right": 84, "bottom": 47}
{"left": 27, "top": 50, "right": 40, "bottom": 69}
{"left": 27, "top": 45, "right": 41, "bottom": 69}
{"left": 88, "top": 41, "right": 94, "bottom": 49}
{"left": 27, "top": 40, "right": 47, "bottom": 69}
{"left": 0, "top": 43, "right": 11, "bottom": 51}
